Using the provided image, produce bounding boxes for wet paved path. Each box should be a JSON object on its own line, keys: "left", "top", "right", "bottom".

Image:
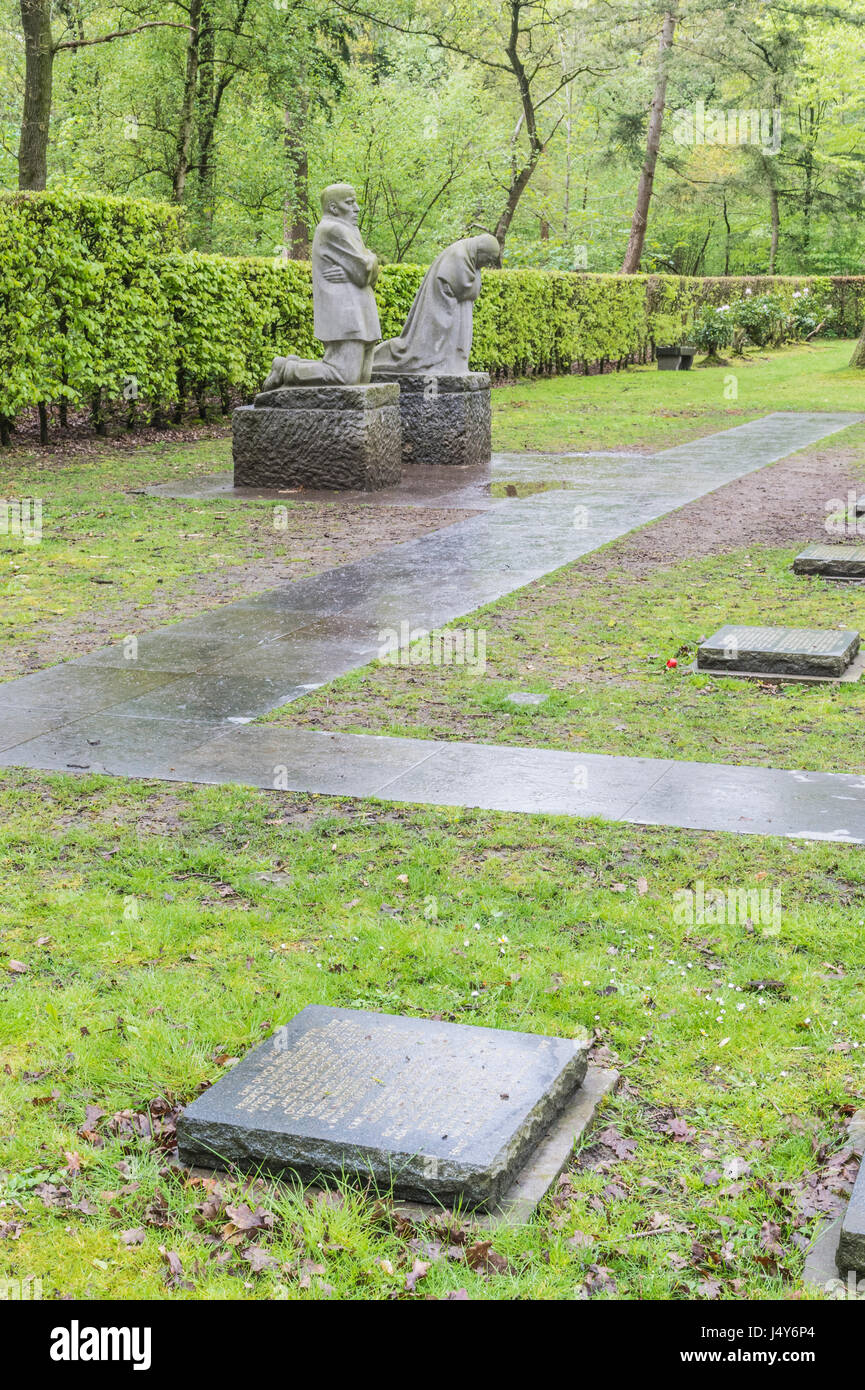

{"left": 2, "top": 411, "right": 864, "bottom": 843}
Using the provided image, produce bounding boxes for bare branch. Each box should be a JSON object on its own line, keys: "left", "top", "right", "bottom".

{"left": 54, "top": 21, "right": 192, "bottom": 53}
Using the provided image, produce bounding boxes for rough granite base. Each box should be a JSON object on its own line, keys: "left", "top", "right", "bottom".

{"left": 232, "top": 383, "right": 402, "bottom": 491}
{"left": 176, "top": 1005, "right": 589, "bottom": 1210}
{"left": 372, "top": 372, "right": 491, "bottom": 467}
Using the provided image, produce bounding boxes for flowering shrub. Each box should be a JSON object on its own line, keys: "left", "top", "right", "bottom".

{"left": 692, "top": 304, "right": 734, "bottom": 355}
{"left": 731, "top": 292, "right": 792, "bottom": 347}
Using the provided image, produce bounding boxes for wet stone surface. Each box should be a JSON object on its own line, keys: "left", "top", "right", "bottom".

{"left": 697, "top": 624, "right": 860, "bottom": 677}
{"left": 176, "top": 1005, "right": 589, "bottom": 1209}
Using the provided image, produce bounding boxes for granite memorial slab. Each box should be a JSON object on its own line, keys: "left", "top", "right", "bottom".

{"left": 372, "top": 371, "right": 492, "bottom": 468}
{"left": 233, "top": 383, "right": 401, "bottom": 491}
{"left": 697, "top": 624, "right": 860, "bottom": 679}
{"left": 792, "top": 543, "right": 865, "bottom": 579}
{"left": 837, "top": 1156, "right": 865, "bottom": 1276}
{"left": 176, "top": 1005, "right": 589, "bottom": 1209}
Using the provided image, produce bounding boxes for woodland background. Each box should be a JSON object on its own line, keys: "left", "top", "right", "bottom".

{"left": 4, "top": 0, "right": 865, "bottom": 276}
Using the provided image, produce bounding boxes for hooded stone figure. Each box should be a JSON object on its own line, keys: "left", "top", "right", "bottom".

{"left": 373, "top": 233, "right": 501, "bottom": 375}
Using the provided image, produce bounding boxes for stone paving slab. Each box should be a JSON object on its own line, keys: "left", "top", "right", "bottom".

{"left": 8, "top": 715, "right": 863, "bottom": 847}
{"left": 0, "top": 665, "right": 172, "bottom": 716}
{"left": 166, "top": 727, "right": 441, "bottom": 796}
{"left": 105, "top": 672, "right": 317, "bottom": 723}
{"left": 0, "top": 714, "right": 235, "bottom": 777}
{"left": 623, "top": 759, "right": 865, "bottom": 842}
{"left": 0, "top": 710, "right": 71, "bottom": 753}
{"left": 377, "top": 741, "right": 673, "bottom": 817}
{"left": 77, "top": 631, "right": 254, "bottom": 673}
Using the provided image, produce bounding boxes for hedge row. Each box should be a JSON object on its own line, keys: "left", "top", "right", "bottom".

{"left": 2, "top": 192, "right": 864, "bottom": 439}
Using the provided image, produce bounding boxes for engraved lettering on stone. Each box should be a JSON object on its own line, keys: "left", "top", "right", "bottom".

{"left": 233, "top": 1019, "right": 554, "bottom": 1156}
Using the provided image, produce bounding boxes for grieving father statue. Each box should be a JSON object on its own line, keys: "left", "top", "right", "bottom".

{"left": 263, "top": 183, "right": 381, "bottom": 389}
{"left": 373, "top": 233, "right": 501, "bottom": 375}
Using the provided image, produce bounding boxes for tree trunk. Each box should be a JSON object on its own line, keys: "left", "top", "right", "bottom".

{"left": 849, "top": 323, "right": 865, "bottom": 368}
{"left": 18, "top": 0, "right": 54, "bottom": 190}
{"left": 172, "top": 0, "right": 202, "bottom": 203}
{"left": 283, "top": 90, "right": 310, "bottom": 258}
{"left": 722, "top": 195, "right": 731, "bottom": 275}
{"left": 195, "top": 1, "right": 215, "bottom": 245}
{"left": 493, "top": 154, "right": 542, "bottom": 248}
{"left": 621, "top": 10, "right": 676, "bottom": 274}
{"left": 768, "top": 180, "right": 779, "bottom": 274}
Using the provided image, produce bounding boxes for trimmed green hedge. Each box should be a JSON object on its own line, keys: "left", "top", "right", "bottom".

{"left": 1, "top": 191, "right": 863, "bottom": 438}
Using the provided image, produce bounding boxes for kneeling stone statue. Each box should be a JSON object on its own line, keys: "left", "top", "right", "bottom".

{"left": 264, "top": 184, "right": 382, "bottom": 389}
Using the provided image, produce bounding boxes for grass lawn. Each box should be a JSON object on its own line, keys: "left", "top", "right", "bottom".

{"left": 0, "top": 774, "right": 862, "bottom": 1300}
{"left": 492, "top": 340, "right": 864, "bottom": 453}
{"left": 2, "top": 342, "right": 864, "bottom": 1302}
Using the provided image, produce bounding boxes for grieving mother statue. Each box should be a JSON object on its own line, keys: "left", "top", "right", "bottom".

{"left": 263, "top": 183, "right": 381, "bottom": 389}
{"left": 373, "top": 233, "right": 501, "bottom": 376}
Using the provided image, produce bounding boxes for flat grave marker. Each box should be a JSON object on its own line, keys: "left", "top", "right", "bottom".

{"left": 793, "top": 544, "right": 865, "bottom": 579}
{"left": 177, "top": 1005, "right": 589, "bottom": 1210}
{"left": 696, "top": 624, "right": 861, "bottom": 680}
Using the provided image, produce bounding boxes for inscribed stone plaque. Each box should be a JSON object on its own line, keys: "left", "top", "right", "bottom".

{"left": 697, "top": 624, "right": 860, "bottom": 677}
{"left": 792, "top": 544, "right": 865, "bottom": 579}
{"left": 176, "top": 1006, "right": 588, "bottom": 1208}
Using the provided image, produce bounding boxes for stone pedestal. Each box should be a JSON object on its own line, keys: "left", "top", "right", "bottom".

{"left": 373, "top": 372, "right": 491, "bottom": 468}
{"left": 232, "top": 383, "right": 401, "bottom": 490}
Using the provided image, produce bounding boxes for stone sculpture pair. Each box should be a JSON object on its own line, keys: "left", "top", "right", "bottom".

{"left": 263, "top": 183, "right": 500, "bottom": 388}
{"left": 233, "top": 182, "right": 497, "bottom": 489}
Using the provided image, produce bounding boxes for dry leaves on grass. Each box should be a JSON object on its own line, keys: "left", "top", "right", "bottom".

{"left": 661, "top": 1117, "right": 697, "bottom": 1143}
{"left": 464, "top": 1239, "right": 514, "bottom": 1276}
{"left": 159, "top": 1246, "right": 194, "bottom": 1291}
{"left": 243, "top": 1245, "right": 280, "bottom": 1275}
